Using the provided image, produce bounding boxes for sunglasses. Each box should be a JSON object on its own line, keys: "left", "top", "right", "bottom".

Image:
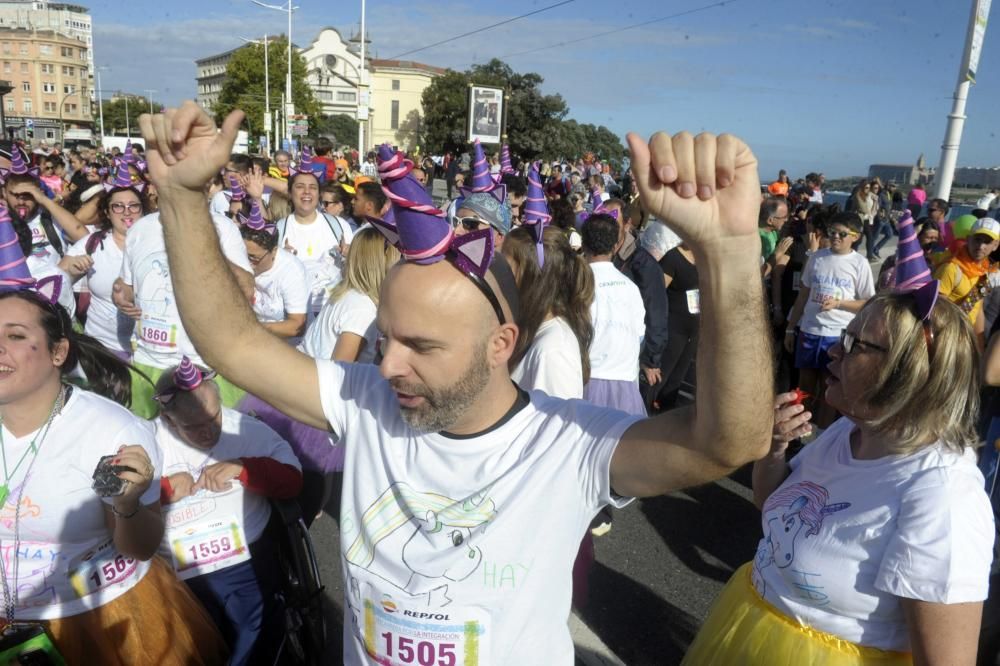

{"left": 456, "top": 216, "right": 487, "bottom": 231}
{"left": 110, "top": 202, "right": 143, "bottom": 214}
{"left": 827, "top": 230, "right": 856, "bottom": 239}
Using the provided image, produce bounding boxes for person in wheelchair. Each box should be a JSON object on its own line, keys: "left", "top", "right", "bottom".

{"left": 152, "top": 357, "right": 304, "bottom": 665}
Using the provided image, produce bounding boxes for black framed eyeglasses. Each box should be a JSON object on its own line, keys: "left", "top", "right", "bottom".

{"left": 840, "top": 330, "right": 888, "bottom": 355}
{"left": 321, "top": 199, "right": 338, "bottom": 207}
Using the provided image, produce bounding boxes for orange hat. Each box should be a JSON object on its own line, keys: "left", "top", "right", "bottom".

{"left": 353, "top": 175, "right": 372, "bottom": 187}
{"left": 335, "top": 158, "right": 349, "bottom": 171}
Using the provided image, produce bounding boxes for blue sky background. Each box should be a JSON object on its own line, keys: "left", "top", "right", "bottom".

{"left": 88, "top": 0, "right": 999, "bottom": 177}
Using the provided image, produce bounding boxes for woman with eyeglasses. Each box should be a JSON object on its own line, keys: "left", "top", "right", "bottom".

{"left": 784, "top": 212, "right": 876, "bottom": 428}
{"left": 240, "top": 216, "right": 308, "bottom": 341}
{"left": 686, "top": 284, "right": 991, "bottom": 664}
{"left": 62, "top": 186, "right": 149, "bottom": 359}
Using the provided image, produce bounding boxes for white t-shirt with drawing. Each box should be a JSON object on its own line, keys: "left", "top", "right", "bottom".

{"left": 753, "top": 417, "right": 993, "bottom": 651}
{"left": 317, "top": 360, "right": 640, "bottom": 665}
{"left": 0, "top": 388, "right": 161, "bottom": 620}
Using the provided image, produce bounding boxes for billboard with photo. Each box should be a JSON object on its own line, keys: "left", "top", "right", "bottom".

{"left": 467, "top": 85, "right": 504, "bottom": 144}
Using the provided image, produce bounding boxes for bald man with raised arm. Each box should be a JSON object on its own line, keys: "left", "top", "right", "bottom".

{"left": 141, "top": 102, "right": 772, "bottom": 665}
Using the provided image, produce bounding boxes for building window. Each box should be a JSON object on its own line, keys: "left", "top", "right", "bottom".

{"left": 2, "top": 44, "right": 9, "bottom": 55}
{"left": 22, "top": 99, "right": 30, "bottom": 112}
{"left": 62, "top": 66, "right": 74, "bottom": 76}
{"left": 18, "top": 62, "right": 25, "bottom": 74}
{"left": 21, "top": 81, "right": 29, "bottom": 92}
{"left": 43, "top": 82, "right": 54, "bottom": 93}
{"left": 43, "top": 101, "right": 54, "bottom": 112}
{"left": 45, "top": 129, "right": 55, "bottom": 140}
{"left": 39, "top": 44, "right": 50, "bottom": 56}
{"left": 18, "top": 44, "right": 27, "bottom": 55}
{"left": 66, "top": 103, "right": 77, "bottom": 113}
{"left": 79, "top": 49, "right": 87, "bottom": 61}
{"left": 391, "top": 79, "right": 400, "bottom": 91}
{"left": 336, "top": 91, "right": 355, "bottom": 102}
{"left": 82, "top": 103, "right": 89, "bottom": 115}
{"left": 60, "top": 47, "right": 73, "bottom": 58}
{"left": 2, "top": 62, "right": 9, "bottom": 74}
{"left": 4, "top": 98, "right": 11, "bottom": 113}
{"left": 63, "top": 85, "right": 74, "bottom": 94}
{"left": 390, "top": 100, "right": 399, "bottom": 130}
{"left": 41, "top": 63, "right": 53, "bottom": 74}
{"left": 315, "top": 90, "right": 332, "bottom": 101}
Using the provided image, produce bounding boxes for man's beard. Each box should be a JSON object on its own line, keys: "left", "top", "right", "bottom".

{"left": 392, "top": 342, "right": 491, "bottom": 434}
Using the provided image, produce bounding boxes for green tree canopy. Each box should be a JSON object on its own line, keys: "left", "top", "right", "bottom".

{"left": 214, "top": 36, "right": 319, "bottom": 140}
{"left": 420, "top": 58, "right": 625, "bottom": 168}
{"left": 99, "top": 97, "right": 163, "bottom": 136}
{"left": 309, "top": 113, "right": 358, "bottom": 146}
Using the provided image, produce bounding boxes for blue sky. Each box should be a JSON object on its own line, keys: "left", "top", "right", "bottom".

{"left": 88, "top": 0, "right": 999, "bottom": 177}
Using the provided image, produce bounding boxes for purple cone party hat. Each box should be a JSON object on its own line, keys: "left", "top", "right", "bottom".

{"left": 121, "top": 139, "right": 135, "bottom": 163}
{"left": 893, "top": 210, "right": 938, "bottom": 320}
{"left": 237, "top": 199, "right": 274, "bottom": 234}
{"left": 459, "top": 139, "right": 506, "bottom": 204}
{"left": 154, "top": 355, "right": 217, "bottom": 402}
{"left": 585, "top": 187, "right": 618, "bottom": 222}
{"left": 297, "top": 146, "right": 315, "bottom": 175}
{"left": 369, "top": 143, "right": 506, "bottom": 322}
{"left": 0, "top": 203, "right": 61, "bottom": 301}
{"left": 227, "top": 174, "right": 246, "bottom": 202}
{"left": 112, "top": 160, "right": 133, "bottom": 188}
{"left": 523, "top": 161, "right": 551, "bottom": 266}
{"left": 0, "top": 146, "right": 40, "bottom": 181}
{"left": 500, "top": 145, "right": 514, "bottom": 175}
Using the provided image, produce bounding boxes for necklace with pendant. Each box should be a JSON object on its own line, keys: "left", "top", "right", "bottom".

{"left": 0, "top": 385, "right": 67, "bottom": 506}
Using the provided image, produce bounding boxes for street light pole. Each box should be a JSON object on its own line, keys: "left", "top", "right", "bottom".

{"left": 124, "top": 94, "right": 130, "bottom": 137}
{"left": 358, "top": 0, "right": 366, "bottom": 155}
{"left": 251, "top": 0, "right": 297, "bottom": 149}
{"left": 96, "top": 66, "right": 107, "bottom": 144}
{"left": 143, "top": 89, "right": 156, "bottom": 113}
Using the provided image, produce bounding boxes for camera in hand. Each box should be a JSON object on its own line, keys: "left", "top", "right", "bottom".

{"left": 91, "top": 455, "right": 137, "bottom": 497}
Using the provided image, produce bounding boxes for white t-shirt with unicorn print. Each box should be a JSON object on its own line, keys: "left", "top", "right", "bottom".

{"left": 316, "top": 360, "right": 640, "bottom": 666}
{"left": 752, "top": 417, "right": 993, "bottom": 652}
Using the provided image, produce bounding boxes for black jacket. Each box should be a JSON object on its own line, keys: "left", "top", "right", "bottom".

{"left": 624, "top": 247, "right": 669, "bottom": 369}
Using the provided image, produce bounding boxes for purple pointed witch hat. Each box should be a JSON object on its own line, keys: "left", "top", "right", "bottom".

{"left": 297, "top": 146, "right": 315, "bottom": 175}
{"left": 154, "top": 355, "right": 217, "bottom": 403}
{"left": 523, "top": 161, "right": 551, "bottom": 266}
{"left": 237, "top": 199, "right": 274, "bottom": 234}
{"left": 0, "top": 203, "right": 62, "bottom": 301}
{"left": 2, "top": 146, "right": 40, "bottom": 180}
{"left": 459, "top": 139, "right": 506, "bottom": 204}
{"left": 893, "top": 210, "right": 938, "bottom": 320}
{"left": 500, "top": 145, "right": 514, "bottom": 175}
{"left": 121, "top": 140, "right": 135, "bottom": 163}
{"left": 228, "top": 174, "right": 246, "bottom": 202}
{"left": 113, "top": 160, "right": 133, "bottom": 188}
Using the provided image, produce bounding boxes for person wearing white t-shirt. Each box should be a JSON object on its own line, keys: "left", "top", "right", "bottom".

{"left": 241, "top": 224, "right": 308, "bottom": 340}
{"left": 144, "top": 105, "right": 774, "bottom": 666}
{"left": 582, "top": 213, "right": 647, "bottom": 416}
{"left": 5, "top": 172, "right": 90, "bottom": 267}
{"left": 244, "top": 227, "right": 399, "bottom": 520}
{"left": 64, "top": 186, "right": 148, "bottom": 358}
{"left": 686, "top": 294, "right": 993, "bottom": 665}
{"left": 0, "top": 287, "right": 227, "bottom": 663}
{"left": 153, "top": 361, "right": 302, "bottom": 665}
{"left": 275, "top": 171, "right": 354, "bottom": 317}
{"left": 113, "top": 210, "right": 255, "bottom": 418}
{"left": 502, "top": 225, "right": 592, "bottom": 400}
{"left": 784, "top": 211, "right": 875, "bottom": 427}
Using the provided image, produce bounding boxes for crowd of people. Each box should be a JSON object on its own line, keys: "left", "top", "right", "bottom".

{"left": 0, "top": 97, "right": 996, "bottom": 665}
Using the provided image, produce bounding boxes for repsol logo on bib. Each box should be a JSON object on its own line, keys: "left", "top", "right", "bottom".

{"left": 402, "top": 610, "right": 451, "bottom": 621}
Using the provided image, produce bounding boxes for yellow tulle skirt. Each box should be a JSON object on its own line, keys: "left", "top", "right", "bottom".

{"left": 682, "top": 563, "right": 912, "bottom": 665}
{"left": 3, "top": 556, "right": 228, "bottom": 665}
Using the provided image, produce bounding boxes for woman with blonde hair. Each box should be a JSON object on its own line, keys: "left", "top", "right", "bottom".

{"left": 684, "top": 216, "right": 992, "bottom": 665}
{"left": 299, "top": 226, "right": 400, "bottom": 362}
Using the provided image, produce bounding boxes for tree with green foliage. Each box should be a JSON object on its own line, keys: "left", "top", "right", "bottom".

{"left": 309, "top": 113, "right": 358, "bottom": 146}
{"left": 420, "top": 58, "right": 624, "bottom": 168}
{"left": 214, "top": 36, "right": 318, "bottom": 141}
{"left": 99, "top": 97, "right": 162, "bottom": 136}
